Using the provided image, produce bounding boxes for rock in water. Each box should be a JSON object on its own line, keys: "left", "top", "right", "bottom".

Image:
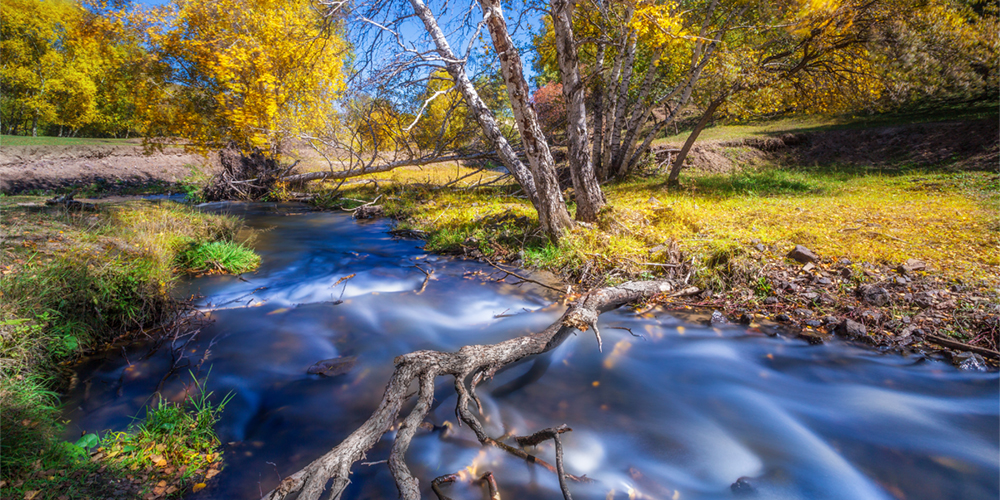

{"left": 731, "top": 477, "right": 757, "bottom": 497}
{"left": 952, "top": 351, "right": 988, "bottom": 372}
{"left": 710, "top": 310, "right": 729, "bottom": 326}
{"left": 856, "top": 284, "right": 890, "bottom": 306}
{"left": 307, "top": 356, "right": 358, "bottom": 377}
{"left": 786, "top": 245, "right": 819, "bottom": 264}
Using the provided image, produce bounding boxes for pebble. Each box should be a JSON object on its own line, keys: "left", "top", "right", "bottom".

{"left": 857, "top": 284, "right": 890, "bottom": 306}
{"left": 763, "top": 296, "right": 778, "bottom": 305}
{"left": 731, "top": 477, "right": 757, "bottom": 497}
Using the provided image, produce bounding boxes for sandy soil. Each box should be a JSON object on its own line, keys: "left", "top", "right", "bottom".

{"left": 0, "top": 142, "right": 216, "bottom": 194}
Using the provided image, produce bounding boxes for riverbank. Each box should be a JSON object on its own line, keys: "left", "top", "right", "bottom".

{"left": 0, "top": 197, "right": 258, "bottom": 499}
{"left": 304, "top": 116, "right": 998, "bottom": 368}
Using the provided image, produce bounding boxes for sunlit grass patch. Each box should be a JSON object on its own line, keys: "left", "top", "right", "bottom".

{"left": 604, "top": 168, "right": 999, "bottom": 279}
{"left": 177, "top": 241, "right": 260, "bottom": 274}
{"left": 311, "top": 162, "right": 997, "bottom": 287}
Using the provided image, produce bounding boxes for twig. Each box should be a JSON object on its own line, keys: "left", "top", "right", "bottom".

{"left": 926, "top": 334, "right": 1000, "bottom": 359}
{"left": 431, "top": 474, "right": 458, "bottom": 500}
{"left": 480, "top": 472, "right": 501, "bottom": 500}
{"left": 485, "top": 259, "right": 564, "bottom": 294}
{"left": 514, "top": 425, "right": 574, "bottom": 500}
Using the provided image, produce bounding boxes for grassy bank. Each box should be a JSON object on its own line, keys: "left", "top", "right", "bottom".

{"left": 303, "top": 115, "right": 998, "bottom": 355}
{"left": 0, "top": 198, "right": 257, "bottom": 498}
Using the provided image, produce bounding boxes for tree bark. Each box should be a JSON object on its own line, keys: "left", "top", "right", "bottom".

{"left": 610, "top": 47, "right": 663, "bottom": 178}
{"left": 551, "top": 0, "right": 604, "bottom": 222}
{"left": 408, "top": 0, "right": 540, "bottom": 208}
{"left": 604, "top": 32, "right": 638, "bottom": 178}
{"left": 31, "top": 111, "right": 39, "bottom": 138}
{"left": 479, "top": 0, "right": 573, "bottom": 241}
{"left": 260, "top": 279, "right": 677, "bottom": 500}
{"left": 664, "top": 97, "right": 724, "bottom": 188}
{"left": 591, "top": 42, "right": 607, "bottom": 181}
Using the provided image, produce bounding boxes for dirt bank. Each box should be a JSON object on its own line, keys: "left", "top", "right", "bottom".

{"left": 653, "top": 118, "right": 999, "bottom": 174}
{"left": 0, "top": 143, "right": 216, "bottom": 194}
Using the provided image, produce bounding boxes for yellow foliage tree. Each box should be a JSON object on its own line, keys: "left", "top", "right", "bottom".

{"left": 411, "top": 70, "right": 474, "bottom": 151}
{"left": 0, "top": 0, "right": 101, "bottom": 136}
{"left": 142, "top": 0, "right": 349, "bottom": 157}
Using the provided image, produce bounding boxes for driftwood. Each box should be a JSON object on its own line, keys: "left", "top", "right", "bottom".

{"left": 262, "top": 280, "right": 675, "bottom": 500}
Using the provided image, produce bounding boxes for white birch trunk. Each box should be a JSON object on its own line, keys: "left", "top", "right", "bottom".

{"left": 479, "top": 0, "right": 573, "bottom": 240}
{"left": 552, "top": 0, "right": 604, "bottom": 222}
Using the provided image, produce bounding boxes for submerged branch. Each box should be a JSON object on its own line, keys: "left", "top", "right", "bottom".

{"left": 261, "top": 280, "right": 675, "bottom": 500}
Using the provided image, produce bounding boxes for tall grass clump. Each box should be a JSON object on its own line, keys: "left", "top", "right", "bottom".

{"left": 177, "top": 241, "right": 260, "bottom": 274}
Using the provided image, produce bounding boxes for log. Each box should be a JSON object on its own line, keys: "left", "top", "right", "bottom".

{"left": 262, "top": 280, "right": 675, "bottom": 500}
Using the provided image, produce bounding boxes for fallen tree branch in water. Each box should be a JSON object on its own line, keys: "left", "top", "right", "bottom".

{"left": 261, "top": 279, "right": 674, "bottom": 500}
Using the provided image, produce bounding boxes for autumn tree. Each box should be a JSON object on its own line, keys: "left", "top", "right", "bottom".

{"left": 663, "top": 0, "right": 998, "bottom": 186}
{"left": 140, "top": 0, "right": 349, "bottom": 158}
{"left": 1, "top": 0, "right": 100, "bottom": 136}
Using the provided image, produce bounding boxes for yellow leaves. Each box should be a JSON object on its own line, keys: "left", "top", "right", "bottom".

{"left": 192, "top": 483, "right": 207, "bottom": 493}
{"left": 631, "top": 3, "right": 689, "bottom": 49}
{"left": 143, "top": 0, "right": 349, "bottom": 155}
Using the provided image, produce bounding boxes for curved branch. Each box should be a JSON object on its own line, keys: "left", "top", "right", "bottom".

{"left": 262, "top": 280, "right": 675, "bottom": 500}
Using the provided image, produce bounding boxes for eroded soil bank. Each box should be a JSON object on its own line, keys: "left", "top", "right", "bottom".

{"left": 0, "top": 143, "right": 215, "bottom": 194}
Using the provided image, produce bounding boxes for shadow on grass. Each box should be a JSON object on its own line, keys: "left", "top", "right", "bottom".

{"left": 685, "top": 169, "right": 826, "bottom": 198}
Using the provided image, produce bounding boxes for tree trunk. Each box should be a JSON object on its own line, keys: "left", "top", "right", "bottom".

{"left": 625, "top": 39, "right": 721, "bottom": 175}
{"left": 611, "top": 47, "right": 663, "bottom": 178}
{"left": 664, "top": 97, "right": 724, "bottom": 188}
{"left": 31, "top": 111, "right": 39, "bottom": 138}
{"left": 551, "top": 0, "right": 604, "bottom": 222}
{"left": 409, "top": 0, "right": 540, "bottom": 208}
{"left": 592, "top": 42, "right": 607, "bottom": 181}
{"left": 479, "top": 0, "right": 573, "bottom": 241}
{"left": 605, "top": 33, "right": 638, "bottom": 177}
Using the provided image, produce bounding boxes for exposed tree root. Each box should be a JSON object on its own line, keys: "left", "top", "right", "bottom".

{"left": 261, "top": 280, "right": 675, "bottom": 500}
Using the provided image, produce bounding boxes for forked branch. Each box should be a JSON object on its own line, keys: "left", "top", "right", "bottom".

{"left": 262, "top": 280, "right": 675, "bottom": 500}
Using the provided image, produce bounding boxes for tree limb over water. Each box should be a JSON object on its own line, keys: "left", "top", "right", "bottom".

{"left": 261, "top": 279, "right": 675, "bottom": 500}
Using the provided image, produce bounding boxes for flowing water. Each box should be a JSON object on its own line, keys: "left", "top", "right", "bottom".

{"left": 62, "top": 203, "right": 999, "bottom": 500}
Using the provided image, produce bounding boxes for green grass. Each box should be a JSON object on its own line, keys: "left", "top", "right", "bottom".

{"left": 0, "top": 199, "right": 256, "bottom": 496}
{"left": 177, "top": 241, "right": 260, "bottom": 274}
{"left": 0, "top": 135, "right": 136, "bottom": 147}
{"left": 4, "top": 375, "right": 230, "bottom": 499}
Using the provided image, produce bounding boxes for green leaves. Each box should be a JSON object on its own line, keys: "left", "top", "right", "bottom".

{"left": 74, "top": 433, "right": 99, "bottom": 450}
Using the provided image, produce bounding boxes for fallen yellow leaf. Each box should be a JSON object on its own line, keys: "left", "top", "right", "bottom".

{"left": 192, "top": 483, "right": 207, "bottom": 493}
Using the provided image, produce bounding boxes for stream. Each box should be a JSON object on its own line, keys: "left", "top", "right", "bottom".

{"left": 62, "top": 202, "right": 999, "bottom": 500}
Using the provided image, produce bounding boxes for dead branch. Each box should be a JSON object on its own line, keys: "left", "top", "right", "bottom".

{"left": 485, "top": 259, "right": 565, "bottom": 294}
{"left": 261, "top": 279, "right": 675, "bottom": 500}
{"left": 515, "top": 424, "right": 574, "bottom": 500}
{"left": 280, "top": 151, "right": 501, "bottom": 184}
{"left": 479, "top": 472, "right": 501, "bottom": 500}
